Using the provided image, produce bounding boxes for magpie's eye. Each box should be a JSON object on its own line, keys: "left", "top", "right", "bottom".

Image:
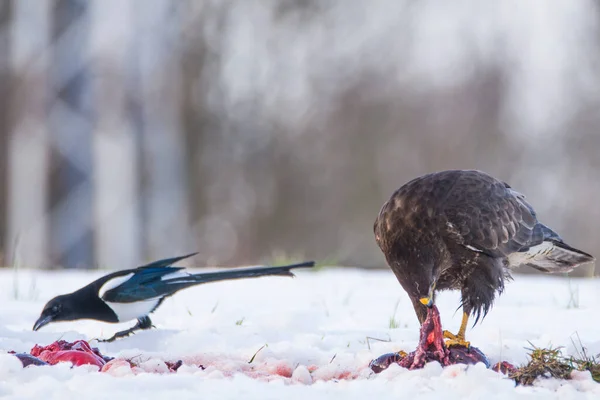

{"left": 51, "top": 305, "right": 60, "bottom": 314}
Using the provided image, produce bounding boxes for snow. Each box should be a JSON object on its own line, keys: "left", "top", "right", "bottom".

{"left": 0, "top": 267, "right": 599, "bottom": 399}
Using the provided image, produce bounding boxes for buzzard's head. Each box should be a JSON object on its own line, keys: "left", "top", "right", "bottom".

{"left": 393, "top": 258, "right": 437, "bottom": 308}
{"left": 374, "top": 194, "right": 439, "bottom": 308}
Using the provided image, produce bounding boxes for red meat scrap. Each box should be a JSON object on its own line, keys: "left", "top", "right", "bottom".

{"left": 29, "top": 340, "right": 108, "bottom": 370}
{"left": 491, "top": 361, "right": 517, "bottom": 375}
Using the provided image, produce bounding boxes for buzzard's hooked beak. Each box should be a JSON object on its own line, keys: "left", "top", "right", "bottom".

{"left": 419, "top": 296, "right": 433, "bottom": 308}
{"left": 419, "top": 282, "right": 436, "bottom": 308}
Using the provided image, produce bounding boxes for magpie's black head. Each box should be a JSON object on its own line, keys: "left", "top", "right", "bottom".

{"left": 33, "top": 294, "right": 78, "bottom": 331}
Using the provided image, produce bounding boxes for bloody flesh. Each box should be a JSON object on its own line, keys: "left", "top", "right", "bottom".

{"left": 491, "top": 361, "right": 517, "bottom": 375}
{"left": 29, "top": 340, "right": 108, "bottom": 369}
{"left": 370, "top": 305, "right": 490, "bottom": 372}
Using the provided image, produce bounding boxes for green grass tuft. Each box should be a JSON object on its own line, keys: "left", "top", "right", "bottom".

{"left": 509, "top": 341, "right": 600, "bottom": 385}
{"left": 388, "top": 299, "right": 401, "bottom": 329}
{"left": 510, "top": 345, "right": 572, "bottom": 385}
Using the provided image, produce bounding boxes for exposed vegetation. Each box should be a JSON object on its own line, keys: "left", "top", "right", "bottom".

{"left": 509, "top": 343, "right": 600, "bottom": 386}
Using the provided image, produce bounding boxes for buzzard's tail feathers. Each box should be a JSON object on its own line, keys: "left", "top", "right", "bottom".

{"left": 516, "top": 240, "right": 595, "bottom": 273}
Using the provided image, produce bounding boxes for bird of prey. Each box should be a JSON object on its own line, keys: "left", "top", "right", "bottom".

{"left": 33, "top": 253, "right": 315, "bottom": 342}
{"left": 374, "top": 169, "right": 595, "bottom": 348}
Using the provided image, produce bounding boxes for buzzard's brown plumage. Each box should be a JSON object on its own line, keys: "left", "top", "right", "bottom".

{"left": 374, "top": 170, "right": 595, "bottom": 346}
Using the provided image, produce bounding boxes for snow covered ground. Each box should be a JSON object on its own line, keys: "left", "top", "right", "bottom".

{"left": 0, "top": 266, "right": 599, "bottom": 399}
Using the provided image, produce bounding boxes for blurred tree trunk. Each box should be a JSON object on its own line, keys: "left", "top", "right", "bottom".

{"left": 127, "top": 10, "right": 147, "bottom": 260}
{"left": 179, "top": 0, "right": 228, "bottom": 266}
{"left": 0, "top": 0, "right": 11, "bottom": 266}
{"left": 7, "top": 0, "right": 50, "bottom": 268}
{"left": 180, "top": 21, "right": 208, "bottom": 261}
{"left": 48, "top": 0, "right": 94, "bottom": 268}
{"left": 91, "top": 0, "right": 141, "bottom": 270}
{"left": 135, "top": 1, "right": 192, "bottom": 260}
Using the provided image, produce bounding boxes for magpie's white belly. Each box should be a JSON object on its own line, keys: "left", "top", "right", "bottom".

{"left": 105, "top": 299, "right": 160, "bottom": 322}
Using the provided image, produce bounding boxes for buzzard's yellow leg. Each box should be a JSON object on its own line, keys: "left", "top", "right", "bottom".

{"left": 443, "top": 312, "right": 471, "bottom": 348}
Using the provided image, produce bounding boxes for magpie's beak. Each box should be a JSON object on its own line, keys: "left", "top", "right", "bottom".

{"left": 33, "top": 315, "right": 53, "bottom": 331}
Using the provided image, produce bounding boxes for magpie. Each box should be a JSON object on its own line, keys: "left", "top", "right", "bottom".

{"left": 33, "top": 252, "right": 315, "bottom": 342}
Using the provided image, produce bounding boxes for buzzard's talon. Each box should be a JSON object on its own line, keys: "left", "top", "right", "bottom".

{"left": 442, "top": 311, "right": 471, "bottom": 349}
{"left": 443, "top": 330, "right": 471, "bottom": 349}
{"left": 445, "top": 337, "right": 471, "bottom": 349}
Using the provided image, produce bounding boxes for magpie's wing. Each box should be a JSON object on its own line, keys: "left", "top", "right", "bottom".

{"left": 137, "top": 252, "right": 198, "bottom": 270}
{"left": 101, "top": 266, "right": 186, "bottom": 303}
{"left": 101, "top": 253, "right": 197, "bottom": 303}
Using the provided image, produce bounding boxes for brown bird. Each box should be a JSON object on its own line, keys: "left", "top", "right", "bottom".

{"left": 374, "top": 170, "right": 595, "bottom": 348}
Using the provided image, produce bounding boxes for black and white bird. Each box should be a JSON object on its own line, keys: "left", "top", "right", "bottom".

{"left": 33, "top": 253, "right": 315, "bottom": 342}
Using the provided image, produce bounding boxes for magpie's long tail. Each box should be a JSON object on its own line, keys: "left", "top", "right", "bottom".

{"left": 164, "top": 261, "right": 316, "bottom": 291}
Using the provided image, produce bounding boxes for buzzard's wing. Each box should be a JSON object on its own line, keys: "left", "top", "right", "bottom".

{"left": 441, "top": 173, "right": 549, "bottom": 257}
{"left": 376, "top": 170, "right": 593, "bottom": 270}
{"left": 442, "top": 171, "right": 594, "bottom": 275}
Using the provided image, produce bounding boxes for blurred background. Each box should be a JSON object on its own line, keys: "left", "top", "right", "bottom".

{"left": 0, "top": 0, "right": 597, "bottom": 275}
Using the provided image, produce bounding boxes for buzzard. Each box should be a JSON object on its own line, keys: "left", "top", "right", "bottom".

{"left": 374, "top": 170, "right": 595, "bottom": 348}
